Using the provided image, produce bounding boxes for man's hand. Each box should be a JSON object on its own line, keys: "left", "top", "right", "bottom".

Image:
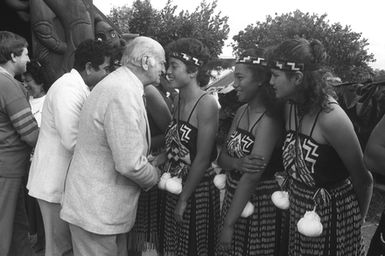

{"left": 150, "top": 152, "right": 167, "bottom": 167}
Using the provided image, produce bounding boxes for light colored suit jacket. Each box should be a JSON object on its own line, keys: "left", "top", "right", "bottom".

{"left": 60, "top": 66, "right": 159, "bottom": 235}
{"left": 27, "top": 69, "right": 90, "bottom": 203}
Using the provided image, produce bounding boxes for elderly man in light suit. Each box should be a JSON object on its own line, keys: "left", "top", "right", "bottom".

{"left": 60, "top": 36, "right": 165, "bottom": 256}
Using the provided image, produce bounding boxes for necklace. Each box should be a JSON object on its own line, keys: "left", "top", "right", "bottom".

{"left": 246, "top": 104, "right": 266, "bottom": 131}
{"left": 293, "top": 103, "right": 304, "bottom": 163}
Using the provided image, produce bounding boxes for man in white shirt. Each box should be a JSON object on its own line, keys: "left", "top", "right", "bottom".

{"left": 27, "top": 39, "right": 112, "bottom": 256}
{"left": 60, "top": 36, "right": 165, "bottom": 256}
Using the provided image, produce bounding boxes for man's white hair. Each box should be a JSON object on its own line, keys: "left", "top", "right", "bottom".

{"left": 121, "top": 36, "right": 163, "bottom": 67}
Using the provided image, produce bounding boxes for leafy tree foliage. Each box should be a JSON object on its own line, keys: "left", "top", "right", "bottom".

{"left": 108, "top": 5, "right": 133, "bottom": 34}
{"left": 107, "top": 0, "right": 230, "bottom": 58}
{"left": 374, "top": 69, "right": 385, "bottom": 81}
{"left": 334, "top": 80, "right": 385, "bottom": 148}
{"left": 232, "top": 10, "right": 375, "bottom": 82}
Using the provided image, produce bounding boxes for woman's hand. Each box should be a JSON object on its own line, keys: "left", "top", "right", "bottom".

{"left": 235, "top": 155, "right": 266, "bottom": 173}
{"left": 219, "top": 224, "right": 234, "bottom": 251}
{"left": 174, "top": 197, "right": 187, "bottom": 223}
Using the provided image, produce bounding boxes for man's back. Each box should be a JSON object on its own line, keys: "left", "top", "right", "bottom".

{"left": 27, "top": 69, "right": 90, "bottom": 203}
{"left": 61, "top": 66, "right": 158, "bottom": 235}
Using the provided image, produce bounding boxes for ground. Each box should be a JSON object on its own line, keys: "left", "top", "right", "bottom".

{"left": 33, "top": 182, "right": 385, "bottom": 256}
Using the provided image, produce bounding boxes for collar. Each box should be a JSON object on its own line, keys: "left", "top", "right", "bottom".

{"left": 70, "top": 69, "right": 91, "bottom": 93}
{"left": 0, "top": 66, "right": 13, "bottom": 77}
{"left": 120, "top": 66, "right": 144, "bottom": 95}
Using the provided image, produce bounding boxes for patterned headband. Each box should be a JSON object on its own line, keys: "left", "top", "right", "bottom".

{"left": 169, "top": 52, "right": 203, "bottom": 67}
{"left": 271, "top": 60, "right": 305, "bottom": 71}
{"left": 236, "top": 56, "right": 268, "bottom": 66}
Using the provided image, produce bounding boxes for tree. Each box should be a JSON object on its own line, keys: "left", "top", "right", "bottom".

{"left": 232, "top": 10, "right": 375, "bottom": 82}
{"left": 108, "top": 0, "right": 230, "bottom": 58}
{"left": 374, "top": 69, "right": 385, "bottom": 82}
{"left": 108, "top": 5, "right": 133, "bottom": 34}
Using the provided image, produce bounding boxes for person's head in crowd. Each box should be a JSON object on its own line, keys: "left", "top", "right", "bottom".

{"left": 165, "top": 37, "right": 211, "bottom": 88}
{"left": 94, "top": 17, "right": 121, "bottom": 48}
{"left": 0, "top": 31, "right": 30, "bottom": 76}
{"left": 94, "top": 17, "right": 140, "bottom": 72}
{"left": 268, "top": 38, "right": 335, "bottom": 114}
{"left": 120, "top": 36, "right": 166, "bottom": 86}
{"left": 22, "top": 60, "right": 50, "bottom": 98}
{"left": 73, "top": 39, "right": 112, "bottom": 89}
{"left": 235, "top": 47, "right": 279, "bottom": 115}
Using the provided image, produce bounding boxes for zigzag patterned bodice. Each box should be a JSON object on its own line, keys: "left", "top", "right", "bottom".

{"left": 282, "top": 130, "right": 349, "bottom": 187}
{"left": 226, "top": 128, "right": 255, "bottom": 159}
{"left": 283, "top": 131, "right": 319, "bottom": 186}
{"left": 164, "top": 119, "right": 196, "bottom": 178}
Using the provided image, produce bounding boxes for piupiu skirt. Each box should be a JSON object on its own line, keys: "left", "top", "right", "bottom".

{"left": 128, "top": 186, "right": 162, "bottom": 252}
{"left": 158, "top": 172, "right": 220, "bottom": 256}
{"left": 217, "top": 171, "right": 283, "bottom": 256}
{"left": 286, "top": 178, "right": 365, "bottom": 256}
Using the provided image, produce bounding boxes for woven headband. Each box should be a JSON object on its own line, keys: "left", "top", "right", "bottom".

{"left": 271, "top": 60, "right": 304, "bottom": 71}
{"left": 236, "top": 56, "right": 268, "bottom": 66}
{"left": 169, "top": 52, "right": 203, "bottom": 67}
{"left": 270, "top": 60, "right": 321, "bottom": 72}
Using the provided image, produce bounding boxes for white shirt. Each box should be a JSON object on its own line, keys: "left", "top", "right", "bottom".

{"left": 29, "top": 95, "right": 46, "bottom": 127}
{"left": 27, "top": 69, "right": 90, "bottom": 203}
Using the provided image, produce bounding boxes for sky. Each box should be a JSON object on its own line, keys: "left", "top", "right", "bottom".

{"left": 94, "top": 0, "right": 385, "bottom": 70}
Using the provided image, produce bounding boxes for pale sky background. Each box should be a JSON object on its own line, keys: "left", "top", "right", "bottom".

{"left": 94, "top": 0, "right": 385, "bottom": 70}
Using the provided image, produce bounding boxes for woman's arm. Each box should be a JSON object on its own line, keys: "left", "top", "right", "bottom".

{"left": 364, "top": 115, "right": 385, "bottom": 175}
{"left": 145, "top": 85, "right": 172, "bottom": 151}
{"left": 218, "top": 105, "right": 244, "bottom": 170}
{"left": 220, "top": 115, "right": 282, "bottom": 248}
{"left": 217, "top": 105, "right": 266, "bottom": 172}
{"left": 321, "top": 105, "right": 373, "bottom": 221}
{"left": 174, "top": 95, "right": 219, "bottom": 222}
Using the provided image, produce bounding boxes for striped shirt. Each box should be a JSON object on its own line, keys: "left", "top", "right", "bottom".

{"left": 0, "top": 69, "right": 38, "bottom": 177}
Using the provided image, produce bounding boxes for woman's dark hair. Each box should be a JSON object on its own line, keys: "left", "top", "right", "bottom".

{"left": 238, "top": 48, "right": 281, "bottom": 116}
{"left": 269, "top": 38, "right": 336, "bottom": 115}
{"left": 0, "top": 31, "right": 28, "bottom": 64}
{"left": 94, "top": 16, "right": 103, "bottom": 29}
{"left": 25, "top": 60, "right": 51, "bottom": 92}
{"left": 166, "top": 38, "right": 211, "bottom": 87}
{"left": 73, "top": 39, "right": 112, "bottom": 72}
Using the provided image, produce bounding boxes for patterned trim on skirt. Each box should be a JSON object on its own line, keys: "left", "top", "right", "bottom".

{"left": 158, "top": 173, "right": 221, "bottom": 256}
{"left": 287, "top": 178, "right": 365, "bottom": 256}
{"left": 217, "top": 171, "right": 283, "bottom": 256}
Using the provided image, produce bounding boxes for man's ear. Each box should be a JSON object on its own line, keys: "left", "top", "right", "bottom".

{"left": 141, "top": 56, "right": 149, "bottom": 71}
{"left": 85, "top": 62, "right": 93, "bottom": 75}
{"left": 10, "top": 52, "right": 17, "bottom": 63}
{"left": 293, "top": 71, "right": 304, "bottom": 86}
{"left": 142, "top": 56, "right": 154, "bottom": 71}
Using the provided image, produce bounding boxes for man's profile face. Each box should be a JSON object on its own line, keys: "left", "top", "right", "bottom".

{"left": 146, "top": 49, "right": 166, "bottom": 85}
{"left": 87, "top": 56, "right": 111, "bottom": 89}
{"left": 14, "top": 47, "right": 30, "bottom": 75}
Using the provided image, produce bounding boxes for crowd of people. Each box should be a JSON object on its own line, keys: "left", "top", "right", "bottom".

{"left": 0, "top": 27, "right": 382, "bottom": 256}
